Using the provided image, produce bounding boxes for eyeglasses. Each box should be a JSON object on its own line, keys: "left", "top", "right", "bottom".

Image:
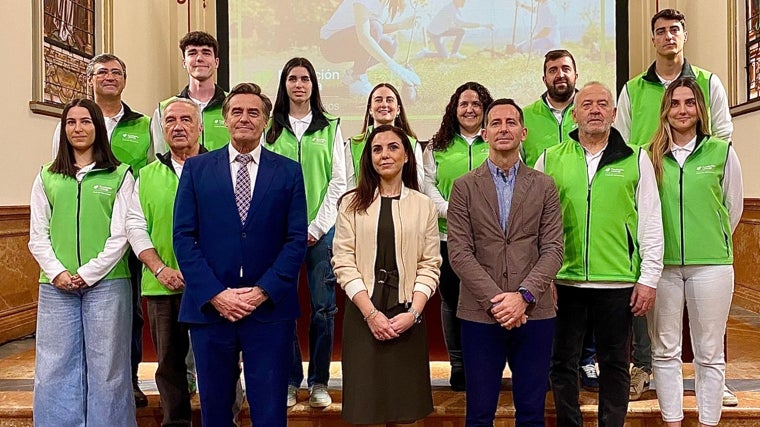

{"left": 92, "top": 68, "right": 124, "bottom": 78}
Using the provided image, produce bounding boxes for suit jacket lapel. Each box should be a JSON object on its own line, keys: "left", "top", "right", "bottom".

{"left": 506, "top": 162, "right": 532, "bottom": 237}
{"left": 245, "top": 149, "right": 277, "bottom": 227}
{"left": 212, "top": 148, "right": 238, "bottom": 217}
{"left": 474, "top": 162, "right": 500, "bottom": 225}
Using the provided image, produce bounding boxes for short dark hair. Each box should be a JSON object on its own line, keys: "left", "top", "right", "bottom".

{"left": 179, "top": 31, "right": 219, "bottom": 57}
{"left": 50, "top": 99, "right": 120, "bottom": 177}
{"left": 543, "top": 49, "right": 576, "bottom": 75}
{"left": 222, "top": 83, "right": 272, "bottom": 121}
{"left": 651, "top": 9, "right": 686, "bottom": 33}
{"left": 485, "top": 99, "right": 524, "bottom": 126}
{"left": 86, "top": 53, "right": 127, "bottom": 79}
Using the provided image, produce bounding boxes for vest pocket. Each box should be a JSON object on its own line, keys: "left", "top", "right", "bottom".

{"left": 717, "top": 209, "right": 731, "bottom": 258}
{"left": 625, "top": 222, "right": 635, "bottom": 271}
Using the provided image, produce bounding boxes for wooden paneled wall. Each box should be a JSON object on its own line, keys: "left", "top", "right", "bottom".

{"left": 733, "top": 199, "right": 760, "bottom": 314}
{"left": 0, "top": 207, "right": 39, "bottom": 345}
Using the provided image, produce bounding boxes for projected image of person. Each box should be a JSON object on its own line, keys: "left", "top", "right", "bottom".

{"left": 264, "top": 57, "right": 346, "bottom": 409}
{"left": 320, "top": 0, "right": 421, "bottom": 97}
{"left": 506, "top": 0, "right": 560, "bottom": 54}
{"left": 332, "top": 124, "right": 441, "bottom": 425}
{"left": 647, "top": 77, "right": 743, "bottom": 427}
{"left": 423, "top": 82, "right": 493, "bottom": 391}
{"left": 417, "top": 0, "right": 489, "bottom": 59}
{"left": 346, "top": 83, "right": 423, "bottom": 189}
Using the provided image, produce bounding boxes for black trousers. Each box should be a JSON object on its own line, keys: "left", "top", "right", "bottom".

{"left": 550, "top": 286, "right": 633, "bottom": 427}
{"left": 127, "top": 251, "right": 144, "bottom": 380}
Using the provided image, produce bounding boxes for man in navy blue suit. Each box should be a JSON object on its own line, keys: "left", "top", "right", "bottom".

{"left": 173, "top": 82, "right": 307, "bottom": 427}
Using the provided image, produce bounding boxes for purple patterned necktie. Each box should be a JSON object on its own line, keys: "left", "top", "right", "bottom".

{"left": 234, "top": 153, "right": 253, "bottom": 223}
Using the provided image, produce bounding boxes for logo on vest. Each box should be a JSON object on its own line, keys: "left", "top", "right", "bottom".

{"left": 92, "top": 184, "right": 114, "bottom": 196}
{"left": 696, "top": 164, "right": 718, "bottom": 174}
{"left": 213, "top": 119, "right": 226, "bottom": 128}
{"left": 603, "top": 167, "right": 625, "bottom": 177}
{"left": 121, "top": 133, "right": 140, "bottom": 143}
{"left": 311, "top": 137, "right": 327, "bottom": 145}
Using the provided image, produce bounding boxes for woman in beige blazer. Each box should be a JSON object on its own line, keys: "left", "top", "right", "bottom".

{"left": 332, "top": 124, "right": 441, "bottom": 425}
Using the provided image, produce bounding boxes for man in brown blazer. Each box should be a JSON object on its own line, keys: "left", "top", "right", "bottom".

{"left": 447, "top": 98, "right": 564, "bottom": 426}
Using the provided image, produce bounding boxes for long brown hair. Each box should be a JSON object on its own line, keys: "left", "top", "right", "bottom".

{"left": 648, "top": 77, "right": 710, "bottom": 185}
{"left": 351, "top": 83, "right": 417, "bottom": 144}
{"left": 344, "top": 125, "right": 418, "bottom": 213}
{"left": 50, "top": 98, "right": 119, "bottom": 178}
{"left": 429, "top": 82, "right": 493, "bottom": 151}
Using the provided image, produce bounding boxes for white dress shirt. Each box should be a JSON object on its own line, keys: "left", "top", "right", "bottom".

{"left": 228, "top": 143, "right": 262, "bottom": 199}
{"left": 29, "top": 163, "right": 135, "bottom": 285}
{"left": 535, "top": 145, "right": 664, "bottom": 289}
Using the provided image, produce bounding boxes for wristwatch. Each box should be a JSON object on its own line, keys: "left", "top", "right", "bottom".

{"left": 407, "top": 307, "right": 423, "bottom": 324}
{"left": 517, "top": 287, "right": 536, "bottom": 304}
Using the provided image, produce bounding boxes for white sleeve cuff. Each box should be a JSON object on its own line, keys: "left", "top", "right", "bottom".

{"left": 344, "top": 278, "right": 367, "bottom": 300}
{"left": 413, "top": 283, "right": 434, "bottom": 298}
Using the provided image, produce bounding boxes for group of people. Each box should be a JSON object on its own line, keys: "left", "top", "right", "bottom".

{"left": 28, "top": 8, "right": 742, "bottom": 427}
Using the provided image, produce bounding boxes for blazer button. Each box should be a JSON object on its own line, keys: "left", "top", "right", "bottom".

{"left": 502, "top": 272, "right": 508, "bottom": 278}
{"left": 506, "top": 239, "right": 511, "bottom": 244}
{"left": 242, "top": 232, "right": 247, "bottom": 238}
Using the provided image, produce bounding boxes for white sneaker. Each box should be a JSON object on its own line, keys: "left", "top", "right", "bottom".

{"left": 287, "top": 385, "right": 298, "bottom": 407}
{"left": 309, "top": 383, "right": 332, "bottom": 408}
{"left": 450, "top": 52, "right": 467, "bottom": 59}
{"left": 723, "top": 386, "right": 739, "bottom": 407}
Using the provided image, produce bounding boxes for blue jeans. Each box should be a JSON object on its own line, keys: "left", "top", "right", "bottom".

{"left": 289, "top": 227, "right": 337, "bottom": 387}
{"left": 461, "top": 318, "right": 555, "bottom": 427}
{"left": 34, "top": 279, "right": 136, "bottom": 426}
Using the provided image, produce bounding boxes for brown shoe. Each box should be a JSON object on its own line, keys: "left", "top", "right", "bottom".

{"left": 133, "top": 380, "right": 148, "bottom": 408}
{"left": 629, "top": 366, "right": 651, "bottom": 401}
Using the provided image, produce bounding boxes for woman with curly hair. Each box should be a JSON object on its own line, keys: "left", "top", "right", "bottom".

{"left": 422, "top": 81, "right": 493, "bottom": 391}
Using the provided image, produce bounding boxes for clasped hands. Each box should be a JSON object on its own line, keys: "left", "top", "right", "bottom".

{"left": 489, "top": 292, "right": 529, "bottom": 330}
{"left": 52, "top": 271, "right": 87, "bottom": 291}
{"left": 211, "top": 286, "right": 268, "bottom": 322}
{"left": 367, "top": 310, "right": 416, "bottom": 341}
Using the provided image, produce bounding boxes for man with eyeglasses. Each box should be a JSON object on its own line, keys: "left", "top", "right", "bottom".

{"left": 50, "top": 53, "right": 153, "bottom": 408}
{"left": 613, "top": 8, "right": 737, "bottom": 406}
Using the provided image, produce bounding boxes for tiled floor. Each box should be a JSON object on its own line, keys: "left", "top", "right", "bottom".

{"left": 2, "top": 306, "right": 760, "bottom": 426}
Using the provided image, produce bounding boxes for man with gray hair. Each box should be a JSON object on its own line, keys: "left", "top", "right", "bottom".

{"left": 127, "top": 98, "right": 206, "bottom": 426}
{"left": 535, "top": 82, "right": 663, "bottom": 427}
{"left": 51, "top": 53, "right": 153, "bottom": 407}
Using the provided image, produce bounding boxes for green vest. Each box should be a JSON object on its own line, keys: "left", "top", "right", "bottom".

{"left": 432, "top": 134, "right": 489, "bottom": 234}
{"left": 660, "top": 137, "right": 732, "bottom": 265}
{"left": 265, "top": 114, "right": 339, "bottom": 223}
{"left": 111, "top": 113, "right": 151, "bottom": 176}
{"left": 159, "top": 85, "right": 229, "bottom": 151}
{"left": 137, "top": 159, "right": 182, "bottom": 296}
{"left": 522, "top": 96, "right": 576, "bottom": 167}
{"left": 349, "top": 125, "right": 418, "bottom": 178}
{"left": 544, "top": 141, "right": 642, "bottom": 282}
{"left": 39, "top": 163, "right": 131, "bottom": 283}
{"left": 627, "top": 63, "right": 712, "bottom": 147}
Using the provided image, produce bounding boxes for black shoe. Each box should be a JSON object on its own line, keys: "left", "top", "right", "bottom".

{"left": 133, "top": 380, "right": 148, "bottom": 408}
{"left": 450, "top": 369, "right": 466, "bottom": 392}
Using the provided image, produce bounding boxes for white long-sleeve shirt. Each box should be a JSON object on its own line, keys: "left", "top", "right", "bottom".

{"left": 286, "top": 112, "right": 347, "bottom": 240}
{"left": 535, "top": 146, "right": 664, "bottom": 289}
{"left": 29, "top": 163, "right": 135, "bottom": 285}
{"left": 615, "top": 70, "right": 733, "bottom": 142}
